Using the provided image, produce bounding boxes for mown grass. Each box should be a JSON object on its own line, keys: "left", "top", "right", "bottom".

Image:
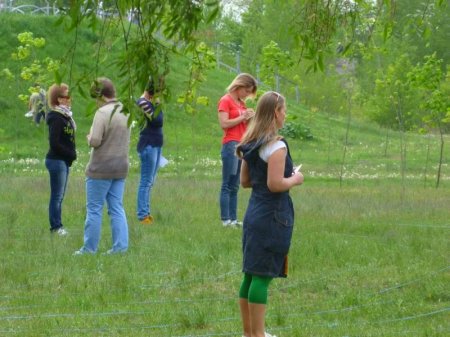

{"left": 0, "top": 13, "right": 449, "bottom": 337}
{"left": 0, "top": 175, "right": 449, "bottom": 337}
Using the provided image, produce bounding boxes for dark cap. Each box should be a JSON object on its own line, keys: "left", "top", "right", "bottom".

{"left": 145, "top": 76, "right": 165, "bottom": 95}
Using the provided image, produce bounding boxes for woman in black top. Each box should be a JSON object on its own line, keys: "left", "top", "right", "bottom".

{"left": 45, "top": 83, "right": 76, "bottom": 236}
{"left": 136, "top": 77, "right": 164, "bottom": 225}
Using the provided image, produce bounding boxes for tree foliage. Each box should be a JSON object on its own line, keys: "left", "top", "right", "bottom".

{"left": 52, "top": 0, "right": 220, "bottom": 117}
{"left": 369, "top": 54, "right": 420, "bottom": 130}
{"left": 408, "top": 53, "right": 449, "bottom": 187}
{"left": 259, "top": 41, "right": 294, "bottom": 87}
{"left": 2, "top": 31, "right": 60, "bottom": 105}
{"left": 4, "top": 0, "right": 449, "bottom": 131}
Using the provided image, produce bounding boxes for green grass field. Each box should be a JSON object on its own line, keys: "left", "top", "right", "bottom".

{"left": 0, "top": 13, "right": 449, "bottom": 337}
{"left": 1, "top": 175, "right": 449, "bottom": 336}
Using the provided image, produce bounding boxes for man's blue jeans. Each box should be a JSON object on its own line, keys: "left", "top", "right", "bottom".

{"left": 80, "top": 178, "right": 128, "bottom": 253}
{"left": 45, "top": 159, "right": 69, "bottom": 231}
{"left": 137, "top": 145, "right": 161, "bottom": 220}
{"left": 34, "top": 110, "right": 45, "bottom": 125}
{"left": 220, "top": 141, "right": 241, "bottom": 221}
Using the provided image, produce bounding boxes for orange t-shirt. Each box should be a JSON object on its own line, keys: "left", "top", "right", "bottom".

{"left": 218, "top": 94, "right": 247, "bottom": 144}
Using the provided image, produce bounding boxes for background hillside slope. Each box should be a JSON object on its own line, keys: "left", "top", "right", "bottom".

{"left": 0, "top": 13, "right": 448, "bottom": 187}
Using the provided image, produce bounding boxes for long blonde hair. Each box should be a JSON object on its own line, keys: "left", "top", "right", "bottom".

{"left": 237, "top": 91, "right": 285, "bottom": 157}
{"left": 226, "top": 73, "right": 257, "bottom": 98}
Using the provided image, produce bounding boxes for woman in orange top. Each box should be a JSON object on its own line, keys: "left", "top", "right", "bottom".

{"left": 217, "top": 73, "right": 257, "bottom": 227}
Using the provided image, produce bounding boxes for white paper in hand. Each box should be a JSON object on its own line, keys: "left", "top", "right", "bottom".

{"left": 159, "top": 155, "right": 169, "bottom": 168}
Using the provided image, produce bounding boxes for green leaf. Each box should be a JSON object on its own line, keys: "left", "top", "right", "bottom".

{"left": 77, "top": 83, "right": 87, "bottom": 99}
{"left": 422, "top": 26, "right": 431, "bottom": 39}
{"left": 342, "top": 43, "right": 352, "bottom": 55}
{"left": 196, "top": 96, "right": 209, "bottom": 106}
{"left": 85, "top": 101, "right": 97, "bottom": 117}
{"left": 317, "top": 52, "right": 324, "bottom": 72}
{"left": 54, "top": 70, "right": 62, "bottom": 85}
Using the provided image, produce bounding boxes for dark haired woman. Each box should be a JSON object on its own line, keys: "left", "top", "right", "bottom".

{"left": 136, "top": 78, "right": 164, "bottom": 225}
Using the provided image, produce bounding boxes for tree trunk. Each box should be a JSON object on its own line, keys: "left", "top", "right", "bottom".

{"left": 423, "top": 135, "right": 431, "bottom": 188}
{"left": 339, "top": 84, "right": 352, "bottom": 188}
{"left": 436, "top": 126, "right": 444, "bottom": 188}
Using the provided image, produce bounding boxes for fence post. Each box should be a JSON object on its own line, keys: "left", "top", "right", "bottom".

{"left": 255, "top": 63, "right": 260, "bottom": 82}
{"left": 236, "top": 48, "right": 240, "bottom": 74}
{"left": 275, "top": 72, "right": 280, "bottom": 92}
{"left": 216, "top": 44, "right": 220, "bottom": 69}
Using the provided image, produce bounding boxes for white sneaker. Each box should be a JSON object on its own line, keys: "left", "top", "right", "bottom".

{"left": 55, "top": 228, "right": 68, "bottom": 236}
{"left": 230, "top": 220, "right": 243, "bottom": 227}
{"left": 73, "top": 248, "right": 94, "bottom": 256}
{"left": 103, "top": 249, "right": 127, "bottom": 255}
{"left": 222, "top": 220, "right": 232, "bottom": 227}
{"left": 265, "top": 332, "right": 277, "bottom": 337}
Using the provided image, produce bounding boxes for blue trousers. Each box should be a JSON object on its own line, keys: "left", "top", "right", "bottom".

{"left": 220, "top": 141, "right": 241, "bottom": 221}
{"left": 80, "top": 178, "right": 129, "bottom": 253}
{"left": 45, "top": 158, "right": 69, "bottom": 231}
{"left": 137, "top": 145, "right": 161, "bottom": 220}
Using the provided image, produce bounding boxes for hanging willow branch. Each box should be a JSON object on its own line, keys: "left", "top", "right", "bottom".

{"left": 55, "top": 0, "right": 220, "bottom": 118}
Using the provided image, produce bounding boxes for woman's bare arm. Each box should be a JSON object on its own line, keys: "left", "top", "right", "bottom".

{"left": 267, "top": 148, "right": 304, "bottom": 192}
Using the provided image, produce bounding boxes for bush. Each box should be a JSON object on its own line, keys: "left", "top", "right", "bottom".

{"left": 280, "top": 121, "right": 314, "bottom": 140}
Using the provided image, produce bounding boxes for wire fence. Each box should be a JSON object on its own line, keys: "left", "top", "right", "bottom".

{"left": 215, "top": 42, "right": 301, "bottom": 103}
{"left": 0, "top": 0, "right": 129, "bottom": 18}
{"left": 0, "top": 0, "right": 66, "bottom": 15}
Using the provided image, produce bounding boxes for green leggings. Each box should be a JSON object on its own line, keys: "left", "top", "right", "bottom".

{"left": 239, "top": 273, "right": 273, "bottom": 304}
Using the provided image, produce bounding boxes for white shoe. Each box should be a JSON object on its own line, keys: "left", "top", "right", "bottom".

{"left": 54, "top": 228, "right": 68, "bottom": 236}
{"left": 230, "top": 219, "right": 243, "bottom": 227}
{"left": 103, "top": 249, "right": 127, "bottom": 255}
{"left": 24, "top": 111, "right": 33, "bottom": 118}
{"left": 222, "top": 220, "right": 238, "bottom": 228}
{"left": 222, "top": 219, "right": 232, "bottom": 227}
{"left": 265, "top": 332, "right": 277, "bottom": 337}
{"left": 73, "top": 248, "right": 94, "bottom": 256}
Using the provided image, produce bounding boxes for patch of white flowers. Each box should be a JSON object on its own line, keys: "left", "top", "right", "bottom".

{"left": 0, "top": 151, "right": 447, "bottom": 181}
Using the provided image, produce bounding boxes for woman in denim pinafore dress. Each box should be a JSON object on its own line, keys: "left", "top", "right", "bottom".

{"left": 240, "top": 138, "right": 294, "bottom": 278}
{"left": 236, "top": 91, "right": 304, "bottom": 337}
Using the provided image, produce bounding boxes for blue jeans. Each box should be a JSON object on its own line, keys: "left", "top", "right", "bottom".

{"left": 220, "top": 141, "right": 241, "bottom": 221}
{"left": 45, "top": 158, "right": 69, "bottom": 231}
{"left": 34, "top": 111, "right": 45, "bottom": 125}
{"left": 80, "top": 178, "right": 128, "bottom": 253}
{"left": 137, "top": 145, "right": 161, "bottom": 220}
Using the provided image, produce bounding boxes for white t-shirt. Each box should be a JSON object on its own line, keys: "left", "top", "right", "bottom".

{"left": 258, "top": 140, "right": 286, "bottom": 162}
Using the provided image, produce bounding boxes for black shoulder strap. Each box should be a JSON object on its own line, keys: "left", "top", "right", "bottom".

{"left": 280, "top": 138, "right": 291, "bottom": 157}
